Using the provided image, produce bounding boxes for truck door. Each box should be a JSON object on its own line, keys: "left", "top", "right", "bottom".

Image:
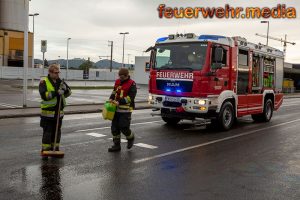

{"left": 209, "top": 45, "right": 230, "bottom": 93}
{"left": 237, "top": 49, "right": 249, "bottom": 116}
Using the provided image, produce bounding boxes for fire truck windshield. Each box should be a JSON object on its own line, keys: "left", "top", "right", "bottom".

{"left": 154, "top": 43, "right": 207, "bottom": 71}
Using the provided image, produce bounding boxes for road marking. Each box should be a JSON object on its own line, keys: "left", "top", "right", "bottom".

{"left": 134, "top": 143, "right": 158, "bottom": 149}
{"left": 75, "top": 120, "right": 162, "bottom": 132}
{"left": 108, "top": 139, "right": 158, "bottom": 148}
{"left": 108, "top": 138, "right": 127, "bottom": 143}
{"left": 121, "top": 139, "right": 127, "bottom": 143}
{"left": 86, "top": 133, "right": 106, "bottom": 138}
{"left": 133, "top": 118, "right": 300, "bottom": 164}
{"left": 0, "top": 103, "right": 22, "bottom": 108}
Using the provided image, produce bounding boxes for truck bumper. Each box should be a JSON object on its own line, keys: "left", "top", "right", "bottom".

{"left": 148, "top": 94, "right": 218, "bottom": 118}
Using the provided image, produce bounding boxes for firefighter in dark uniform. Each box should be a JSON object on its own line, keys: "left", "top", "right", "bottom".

{"left": 108, "top": 68, "right": 137, "bottom": 152}
{"left": 39, "top": 64, "right": 71, "bottom": 157}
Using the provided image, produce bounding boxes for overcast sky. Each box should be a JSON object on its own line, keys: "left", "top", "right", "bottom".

{"left": 29, "top": 0, "right": 300, "bottom": 64}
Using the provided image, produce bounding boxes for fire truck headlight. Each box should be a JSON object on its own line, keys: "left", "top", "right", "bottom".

{"left": 195, "top": 99, "right": 206, "bottom": 105}
{"left": 149, "top": 95, "right": 154, "bottom": 101}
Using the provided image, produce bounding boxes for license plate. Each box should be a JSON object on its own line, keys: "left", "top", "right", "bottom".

{"left": 165, "top": 96, "right": 181, "bottom": 103}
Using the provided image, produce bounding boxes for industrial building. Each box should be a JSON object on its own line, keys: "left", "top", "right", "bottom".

{"left": 0, "top": 0, "right": 33, "bottom": 67}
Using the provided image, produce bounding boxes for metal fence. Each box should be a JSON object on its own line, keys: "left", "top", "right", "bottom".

{"left": 0, "top": 66, "right": 118, "bottom": 81}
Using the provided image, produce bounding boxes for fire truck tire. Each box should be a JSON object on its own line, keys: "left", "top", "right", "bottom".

{"left": 252, "top": 99, "right": 273, "bottom": 122}
{"left": 162, "top": 117, "right": 180, "bottom": 125}
{"left": 217, "top": 101, "right": 235, "bottom": 131}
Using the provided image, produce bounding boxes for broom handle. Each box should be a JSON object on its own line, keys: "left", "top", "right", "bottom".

{"left": 53, "top": 80, "right": 64, "bottom": 151}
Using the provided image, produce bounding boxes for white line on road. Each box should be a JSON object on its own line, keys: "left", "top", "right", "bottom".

{"left": 75, "top": 120, "right": 162, "bottom": 133}
{"left": 86, "top": 133, "right": 106, "bottom": 138}
{"left": 107, "top": 139, "right": 158, "bottom": 148}
{"left": 108, "top": 138, "right": 127, "bottom": 143}
{"left": 0, "top": 103, "right": 22, "bottom": 108}
{"left": 133, "top": 118, "right": 300, "bottom": 164}
{"left": 134, "top": 143, "right": 158, "bottom": 149}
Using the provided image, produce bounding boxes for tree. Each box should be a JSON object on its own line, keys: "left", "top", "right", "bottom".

{"left": 44, "top": 59, "right": 49, "bottom": 67}
{"left": 79, "top": 60, "right": 93, "bottom": 70}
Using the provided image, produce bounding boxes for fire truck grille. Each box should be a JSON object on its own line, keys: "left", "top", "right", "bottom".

{"left": 163, "top": 101, "right": 182, "bottom": 107}
{"left": 156, "top": 80, "right": 193, "bottom": 92}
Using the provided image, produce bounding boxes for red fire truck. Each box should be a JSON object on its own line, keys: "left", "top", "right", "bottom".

{"left": 147, "top": 34, "right": 284, "bottom": 130}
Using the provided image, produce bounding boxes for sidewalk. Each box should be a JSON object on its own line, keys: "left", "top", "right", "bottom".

{"left": 0, "top": 102, "right": 151, "bottom": 119}
{"left": 282, "top": 93, "right": 300, "bottom": 98}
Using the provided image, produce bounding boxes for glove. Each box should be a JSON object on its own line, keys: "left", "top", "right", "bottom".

{"left": 61, "top": 83, "right": 67, "bottom": 91}
{"left": 58, "top": 89, "right": 65, "bottom": 96}
{"left": 113, "top": 100, "right": 119, "bottom": 106}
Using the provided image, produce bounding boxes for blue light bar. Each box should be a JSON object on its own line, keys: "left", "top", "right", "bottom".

{"left": 176, "top": 89, "right": 182, "bottom": 93}
{"left": 156, "top": 37, "right": 168, "bottom": 43}
{"left": 198, "top": 35, "right": 226, "bottom": 41}
{"left": 166, "top": 88, "right": 171, "bottom": 92}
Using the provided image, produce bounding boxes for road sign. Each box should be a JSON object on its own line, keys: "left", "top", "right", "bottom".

{"left": 41, "top": 40, "right": 47, "bottom": 53}
{"left": 83, "top": 67, "right": 89, "bottom": 79}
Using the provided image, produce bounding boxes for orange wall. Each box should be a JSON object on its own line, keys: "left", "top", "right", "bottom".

{"left": 0, "top": 30, "right": 33, "bottom": 57}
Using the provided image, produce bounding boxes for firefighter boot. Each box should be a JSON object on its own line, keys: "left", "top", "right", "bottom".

{"left": 108, "top": 139, "right": 121, "bottom": 152}
{"left": 127, "top": 135, "right": 135, "bottom": 149}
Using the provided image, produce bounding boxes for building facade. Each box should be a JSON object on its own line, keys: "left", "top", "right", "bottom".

{"left": 0, "top": 0, "right": 33, "bottom": 67}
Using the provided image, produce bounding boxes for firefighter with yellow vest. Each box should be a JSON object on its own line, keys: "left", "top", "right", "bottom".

{"left": 39, "top": 64, "right": 71, "bottom": 157}
{"left": 108, "top": 68, "right": 137, "bottom": 152}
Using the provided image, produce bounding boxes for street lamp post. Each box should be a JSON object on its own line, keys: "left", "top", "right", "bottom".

{"left": 29, "top": 13, "right": 39, "bottom": 87}
{"left": 119, "top": 32, "right": 129, "bottom": 68}
{"left": 261, "top": 21, "right": 269, "bottom": 46}
{"left": 23, "top": 0, "right": 29, "bottom": 108}
{"left": 66, "top": 38, "right": 71, "bottom": 80}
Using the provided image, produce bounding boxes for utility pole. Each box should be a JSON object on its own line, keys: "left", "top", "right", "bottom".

{"left": 29, "top": 13, "right": 39, "bottom": 86}
{"left": 119, "top": 32, "right": 129, "bottom": 68}
{"left": 108, "top": 41, "right": 113, "bottom": 72}
{"left": 66, "top": 38, "right": 71, "bottom": 80}
{"left": 23, "top": 0, "right": 29, "bottom": 108}
{"left": 0, "top": 36, "right": 3, "bottom": 79}
{"left": 260, "top": 21, "right": 270, "bottom": 46}
{"left": 255, "top": 33, "right": 296, "bottom": 58}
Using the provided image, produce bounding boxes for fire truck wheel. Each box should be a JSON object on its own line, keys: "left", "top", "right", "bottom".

{"left": 262, "top": 99, "right": 273, "bottom": 122}
{"left": 218, "top": 101, "right": 235, "bottom": 131}
{"left": 162, "top": 117, "right": 180, "bottom": 125}
{"left": 252, "top": 99, "right": 273, "bottom": 122}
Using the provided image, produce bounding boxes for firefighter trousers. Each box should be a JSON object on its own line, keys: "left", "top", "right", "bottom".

{"left": 40, "top": 117, "right": 62, "bottom": 150}
{"left": 111, "top": 112, "right": 134, "bottom": 143}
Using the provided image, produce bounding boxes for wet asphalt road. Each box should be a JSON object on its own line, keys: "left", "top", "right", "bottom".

{"left": 0, "top": 99, "right": 300, "bottom": 200}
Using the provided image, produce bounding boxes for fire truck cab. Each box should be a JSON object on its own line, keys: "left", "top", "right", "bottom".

{"left": 148, "top": 33, "right": 284, "bottom": 130}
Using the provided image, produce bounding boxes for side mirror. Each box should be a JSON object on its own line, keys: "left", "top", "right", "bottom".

{"left": 145, "top": 46, "right": 155, "bottom": 53}
{"left": 145, "top": 62, "right": 150, "bottom": 72}
{"left": 211, "top": 47, "right": 224, "bottom": 70}
{"left": 214, "top": 47, "right": 223, "bottom": 63}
